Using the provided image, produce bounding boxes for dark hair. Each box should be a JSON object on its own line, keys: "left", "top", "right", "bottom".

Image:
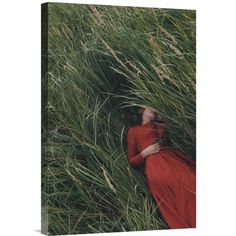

{"left": 137, "top": 107, "right": 145, "bottom": 125}
{"left": 124, "top": 106, "right": 144, "bottom": 127}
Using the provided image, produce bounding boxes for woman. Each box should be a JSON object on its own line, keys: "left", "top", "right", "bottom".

{"left": 126, "top": 106, "right": 196, "bottom": 229}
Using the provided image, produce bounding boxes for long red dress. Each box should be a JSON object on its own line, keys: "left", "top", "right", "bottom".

{"left": 127, "top": 120, "right": 196, "bottom": 229}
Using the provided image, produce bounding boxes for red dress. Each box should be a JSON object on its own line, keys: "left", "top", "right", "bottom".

{"left": 127, "top": 120, "right": 196, "bottom": 229}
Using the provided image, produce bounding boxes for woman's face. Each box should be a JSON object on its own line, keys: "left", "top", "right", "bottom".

{"left": 142, "top": 108, "right": 155, "bottom": 120}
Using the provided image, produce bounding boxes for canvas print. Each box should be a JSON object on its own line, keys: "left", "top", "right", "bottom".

{"left": 41, "top": 2, "right": 196, "bottom": 235}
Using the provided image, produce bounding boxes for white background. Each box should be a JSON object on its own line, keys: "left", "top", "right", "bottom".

{"left": 0, "top": 0, "right": 236, "bottom": 235}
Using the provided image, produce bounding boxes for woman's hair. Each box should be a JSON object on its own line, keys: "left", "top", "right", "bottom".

{"left": 125, "top": 106, "right": 144, "bottom": 127}
{"left": 137, "top": 107, "right": 145, "bottom": 124}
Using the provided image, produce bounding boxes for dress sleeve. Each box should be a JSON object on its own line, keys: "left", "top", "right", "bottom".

{"left": 127, "top": 128, "right": 146, "bottom": 167}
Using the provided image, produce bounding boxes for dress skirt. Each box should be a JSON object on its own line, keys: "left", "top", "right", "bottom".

{"left": 144, "top": 147, "right": 196, "bottom": 229}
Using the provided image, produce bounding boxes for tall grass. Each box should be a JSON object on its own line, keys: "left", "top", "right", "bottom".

{"left": 42, "top": 3, "right": 196, "bottom": 235}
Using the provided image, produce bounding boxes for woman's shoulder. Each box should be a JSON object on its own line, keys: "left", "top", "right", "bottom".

{"left": 127, "top": 126, "right": 135, "bottom": 133}
{"left": 128, "top": 124, "right": 147, "bottom": 136}
{"left": 128, "top": 124, "right": 143, "bottom": 130}
{"left": 127, "top": 124, "right": 141, "bottom": 134}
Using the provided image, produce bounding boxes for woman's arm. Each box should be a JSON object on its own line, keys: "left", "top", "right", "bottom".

{"left": 127, "top": 128, "right": 146, "bottom": 167}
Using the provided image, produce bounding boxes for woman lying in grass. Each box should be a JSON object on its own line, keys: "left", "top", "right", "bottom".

{"left": 126, "top": 106, "right": 196, "bottom": 229}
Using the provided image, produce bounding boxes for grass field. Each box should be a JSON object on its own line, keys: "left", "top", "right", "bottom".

{"left": 42, "top": 3, "right": 196, "bottom": 235}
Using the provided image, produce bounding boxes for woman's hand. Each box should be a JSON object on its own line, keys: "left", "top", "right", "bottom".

{"left": 141, "top": 143, "right": 161, "bottom": 158}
